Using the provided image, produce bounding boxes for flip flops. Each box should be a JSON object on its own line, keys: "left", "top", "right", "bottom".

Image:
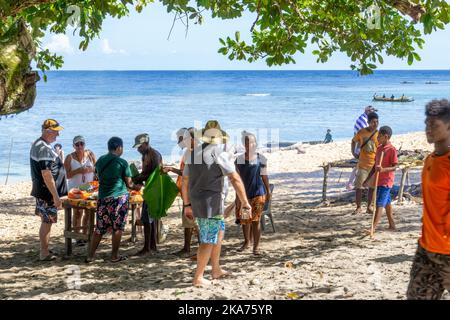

{"left": 40, "top": 254, "right": 57, "bottom": 261}
{"left": 111, "top": 255, "right": 128, "bottom": 263}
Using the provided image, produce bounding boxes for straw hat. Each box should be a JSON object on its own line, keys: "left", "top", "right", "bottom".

{"left": 200, "top": 120, "right": 229, "bottom": 145}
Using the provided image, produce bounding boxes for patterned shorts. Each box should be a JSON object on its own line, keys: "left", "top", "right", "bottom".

{"left": 407, "top": 244, "right": 450, "bottom": 300}
{"left": 35, "top": 198, "right": 58, "bottom": 224}
{"left": 236, "top": 195, "right": 266, "bottom": 225}
{"left": 95, "top": 194, "right": 129, "bottom": 235}
{"left": 196, "top": 217, "right": 225, "bottom": 245}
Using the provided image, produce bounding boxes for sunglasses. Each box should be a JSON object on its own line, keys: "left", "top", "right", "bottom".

{"left": 75, "top": 142, "right": 85, "bottom": 147}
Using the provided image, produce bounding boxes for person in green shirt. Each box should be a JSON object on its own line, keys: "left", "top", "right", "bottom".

{"left": 86, "top": 137, "right": 142, "bottom": 263}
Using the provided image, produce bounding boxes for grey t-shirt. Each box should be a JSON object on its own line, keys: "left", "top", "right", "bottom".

{"left": 183, "top": 143, "right": 235, "bottom": 219}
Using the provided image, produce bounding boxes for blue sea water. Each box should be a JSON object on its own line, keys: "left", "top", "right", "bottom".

{"left": 1, "top": 70, "right": 449, "bottom": 183}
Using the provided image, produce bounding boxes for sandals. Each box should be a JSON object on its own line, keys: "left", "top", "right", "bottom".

{"left": 40, "top": 254, "right": 57, "bottom": 261}
{"left": 111, "top": 255, "right": 128, "bottom": 263}
{"left": 85, "top": 257, "right": 95, "bottom": 264}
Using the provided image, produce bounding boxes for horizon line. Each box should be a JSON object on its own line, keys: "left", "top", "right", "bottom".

{"left": 44, "top": 68, "right": 450, "bottom": 72}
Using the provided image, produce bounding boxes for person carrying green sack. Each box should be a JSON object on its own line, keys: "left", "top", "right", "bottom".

{"left": 132, "top": 133, "right": 163, "bottom": 256}
{"left": 143, "top": 165, "right": 179, "bottom": 219}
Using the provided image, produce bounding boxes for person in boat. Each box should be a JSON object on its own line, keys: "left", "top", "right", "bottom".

{"left": 382, "top": 94, "right": 386, "bottom": 98}
{"left": 391, "top": 94, "right": 395, "bottom": 99}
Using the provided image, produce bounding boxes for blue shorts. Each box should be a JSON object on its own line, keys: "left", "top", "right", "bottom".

{"left": 376, "top": 186, "right": 392, "bottom": 208}
{"left": 196, "top": 217, "right": 225, "bottom": 245}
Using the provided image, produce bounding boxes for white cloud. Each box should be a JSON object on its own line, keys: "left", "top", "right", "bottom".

{"left": 101, "top": 39, "right": 127, "bottom": 55}
{"left": 44, "top": 34, "right": 74, "bottom": 54}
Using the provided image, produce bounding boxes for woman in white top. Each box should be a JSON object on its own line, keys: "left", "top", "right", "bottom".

{"left": 64, "top": 136, "right": 96, "bottom": 245}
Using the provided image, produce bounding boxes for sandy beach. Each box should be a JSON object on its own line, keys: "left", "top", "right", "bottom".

{"left": 1, "top": 131, "right": 447, "bottom": 300}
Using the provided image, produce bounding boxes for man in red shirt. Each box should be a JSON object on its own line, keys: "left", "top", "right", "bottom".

{"left": 363, "top": 126, "right": 398, "bottom": 234}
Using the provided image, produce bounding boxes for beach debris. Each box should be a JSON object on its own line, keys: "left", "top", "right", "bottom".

{"left": 286, "top": 292, "right": 304, "bottom": 300}
{"left": 249, "top": 279, "right": 261, "bottom": 286}
{"left": 284, "top": 261, "right": 294, "bottom": 269}
{"left": 173, "top": 290, "right": 186, "bottom": 296}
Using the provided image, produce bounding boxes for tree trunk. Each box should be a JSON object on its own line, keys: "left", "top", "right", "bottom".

{"left": 0, "top": 19, "right": 40, "bottom": 117}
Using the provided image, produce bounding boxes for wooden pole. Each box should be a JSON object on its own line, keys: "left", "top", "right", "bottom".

{"left": 370, "top": 152, "right": 384, "bottom": 238}
{"left": 398, "top": 168, "right": 408, "bottom": 204}
{"left": 322, "top": 164, "right": 331, "bottom": 203}
{"left": 4, "top": 138, "right": 13, "bottom": 185}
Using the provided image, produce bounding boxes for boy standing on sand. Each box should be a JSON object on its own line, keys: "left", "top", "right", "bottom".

{"left": 407, "top": 99, "right": 450, "bottom": 300}
{"left": 363, "top": 126, "right": 398, "bottom": 233}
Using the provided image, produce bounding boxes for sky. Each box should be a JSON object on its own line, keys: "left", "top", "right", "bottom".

{"left": 41, "top": 2, "right": 450, "bottom": 70}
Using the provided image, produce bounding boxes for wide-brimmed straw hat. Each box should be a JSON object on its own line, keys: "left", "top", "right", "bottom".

{"left": 200, "top": 120, "right": 229, "bottom": 145}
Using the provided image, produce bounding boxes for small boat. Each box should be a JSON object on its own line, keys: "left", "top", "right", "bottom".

{"left": 425, "top": 81, "right": 438, "bottom": 84}
{"left": 401, "top": 81, "right": 414, "bottom": 84}
{"left": 372, "top": 95, "right": 414, "bottom": 102}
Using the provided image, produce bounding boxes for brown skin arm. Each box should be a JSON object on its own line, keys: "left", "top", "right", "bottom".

{"left": 134, "top": 153, "right": 151, "bottom": 184}
{"left": 351, "top": 140, "right": 359, "bottom": 159}
{"left": 262, "top": 175, "right": 271, "bottom": 201}
{"left": 162, "top": 166, "right": 182, "bottom": 176}
{"left": 228, "top": 172, "right": 251, "bottom": 209}
{"left": 124, "top": 176, "right": 142, "bottom": 191}
{"left": 41, "top": 170, "right": 62, "bottom": 209}
{"left": 182, "top": 175, "right": 194, "bottom": 220}
{"left": 376, "top": 163, "right": 398, "bottom": 173}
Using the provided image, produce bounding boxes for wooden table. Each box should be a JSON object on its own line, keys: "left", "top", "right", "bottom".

{"left": 62, "top": 195, "right": 143, "bottom": 256}
{"left": 320, "top": 159, "right": 424, "bottom": 203}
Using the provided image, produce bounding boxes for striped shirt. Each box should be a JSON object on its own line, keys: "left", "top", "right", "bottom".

{"left": 354, "top": 113, "right": 368, "bottom": 134}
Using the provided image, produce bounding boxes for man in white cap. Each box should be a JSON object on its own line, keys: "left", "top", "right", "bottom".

{"left": 163, "top": 127, "right": 199, "bottom": 257}
{"left": 182, "top": 120, "right": 251, "bottom": 286}
{"left": 132, "top": 133, "right": 163, "bottom": 256}
{"left": 30, "top": 119, "right": 67, "bottom": 261}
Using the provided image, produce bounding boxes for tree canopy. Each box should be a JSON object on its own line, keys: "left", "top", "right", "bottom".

{"left": 1, "top": 0, "right": 450, "bottom": 116}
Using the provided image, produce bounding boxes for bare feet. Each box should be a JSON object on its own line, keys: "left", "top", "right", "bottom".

{"left": 173, "top": 249, "right": 193, "bottom": 258}
{"left": 237, "top": 244, "right": 250, "bottom": 252}
{"left": 352, "top": 207, "right": 362, "bottom": 215}
{"left": 193, "top": 278, "right": 211, "bottom": 287}
{"left": 134, "top": 249, "right": 152, "bottom": 257}
{"left": 386, "top": 226, "right": 397, "bottom": 232}
{"left": 253, "top": 249, "right": 263, "bottom": 256}
{"left": 212, "top": 269, "right": 231, "bottom": 280}
{"left": 366, "top": 207, "right": 374, "bottom": 215}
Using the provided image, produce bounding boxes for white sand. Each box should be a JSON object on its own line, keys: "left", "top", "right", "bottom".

{"left": 1, "top": 131, "right": 448, "bottom": 300}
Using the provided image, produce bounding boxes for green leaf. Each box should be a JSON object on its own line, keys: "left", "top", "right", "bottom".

{"left": 407, "top": 53, "right": 414, "bottom": 65}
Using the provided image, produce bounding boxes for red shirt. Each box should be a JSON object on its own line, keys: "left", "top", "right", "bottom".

{"left": 374, "top": 143, "right": 398, "bottom": 188}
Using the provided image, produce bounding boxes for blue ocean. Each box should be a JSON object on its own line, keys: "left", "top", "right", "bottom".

{"left": 1, "top": 70, "right": 449, "bottom": 183}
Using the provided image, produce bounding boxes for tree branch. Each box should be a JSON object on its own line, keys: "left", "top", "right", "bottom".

{"left": 1, "top": 0, "right": 56, "bottom": 20}
{"left": 383, "top": 0, "right": 426, "bottom": 21}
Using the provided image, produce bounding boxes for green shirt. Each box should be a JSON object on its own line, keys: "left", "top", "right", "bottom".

{"left": 96, "top": 153, "right": 131, "bottom": 200}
